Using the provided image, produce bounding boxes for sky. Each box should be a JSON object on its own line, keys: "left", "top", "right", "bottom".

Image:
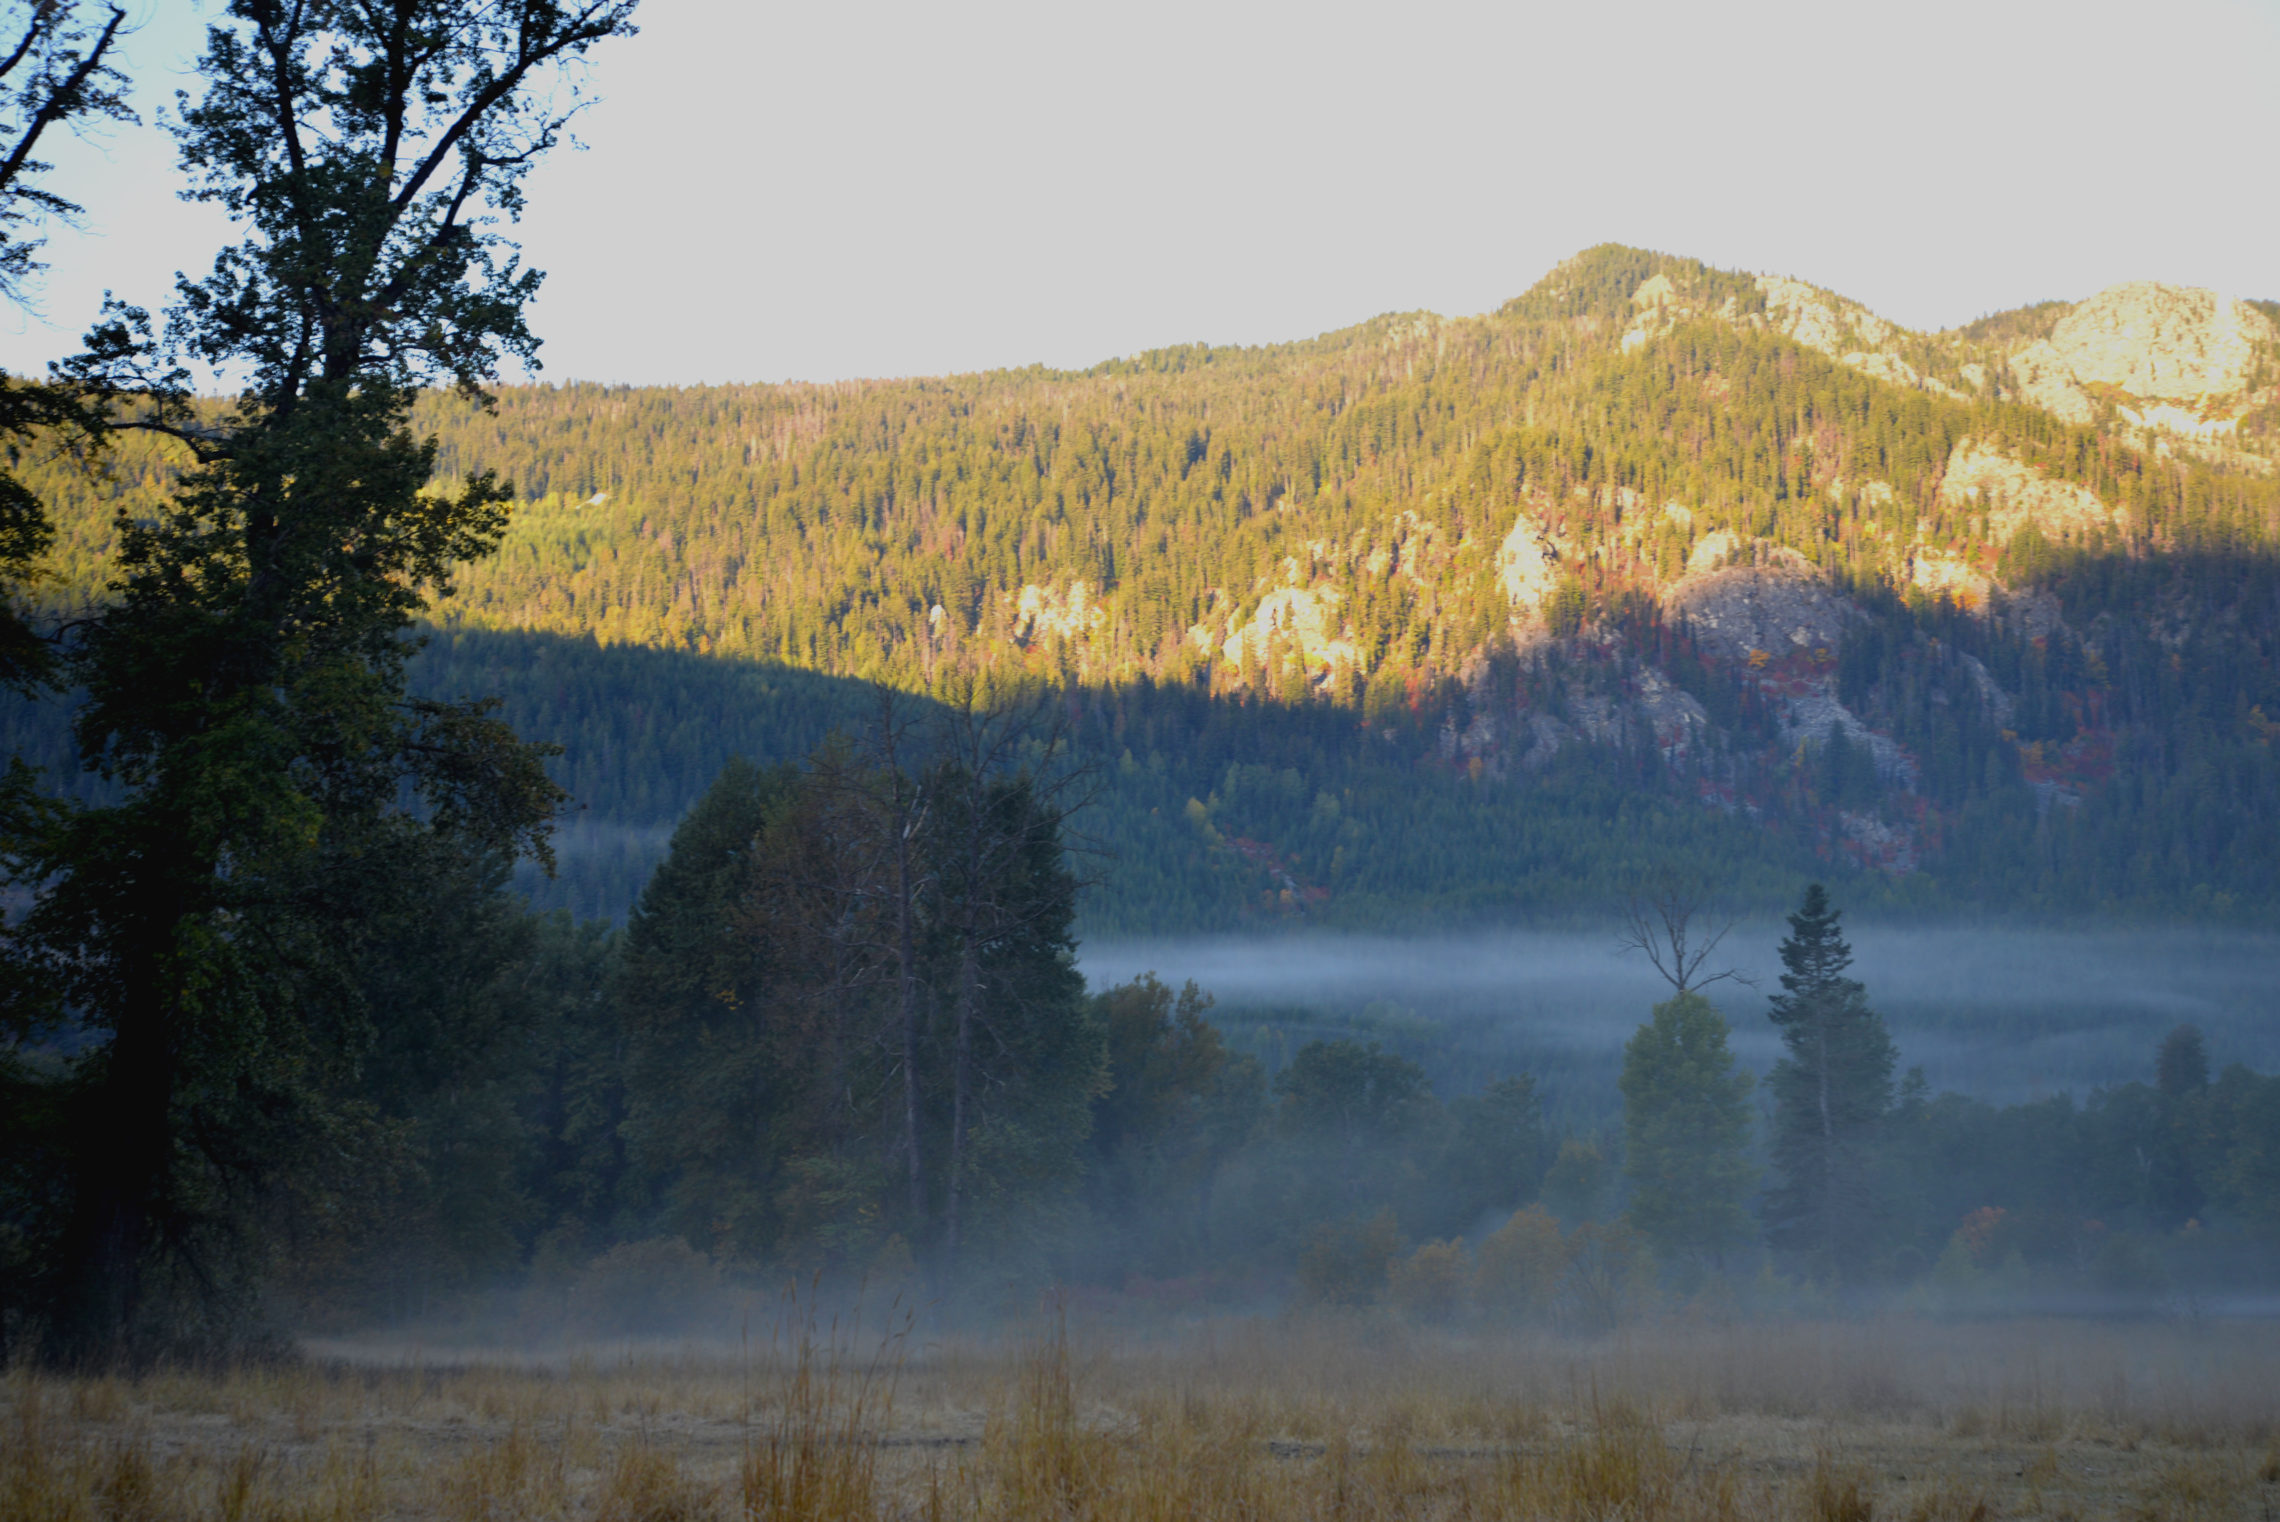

{"left": 3, "top": 0, "right": 2276, "bottom": 387}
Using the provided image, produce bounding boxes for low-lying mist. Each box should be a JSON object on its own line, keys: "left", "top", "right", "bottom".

{"left": 1082, "top": 924, "right": 2280, "bottom": 1120}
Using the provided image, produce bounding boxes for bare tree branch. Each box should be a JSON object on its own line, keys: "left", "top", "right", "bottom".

{"left": 1616, "top": 870, "right": 1755, "bottom": 995}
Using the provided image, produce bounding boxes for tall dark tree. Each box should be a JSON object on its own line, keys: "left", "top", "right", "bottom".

{"left": 2146, "top": 1023, "right": 2208, "bottom": 1229}
{"left": 927, "top": 755, "right": 1096, "bottom": 1266}
{"left": 1091, "top": 974, "right": 1225, "bottom": 1167}
{"left": 10, "top": 0, "right": 637, "bottom": 1364}
{"left": 2156, "top": 1025, "right": 2210, "bottom": 1100}
{"left": 1761, "top": 883, "right": 1895, "bottom": 1280}
{"left": 927, "top": 697, "right": 1095, "bottom": 1264}
{"left": 612, "top": 758, "right": 796, "bottom": 1257}
{"left": 0, "top": 0, "right": 134, "bottom": 1364}
{"left": 1438, "top": 1075, "right": 1548, "bottom": 1224}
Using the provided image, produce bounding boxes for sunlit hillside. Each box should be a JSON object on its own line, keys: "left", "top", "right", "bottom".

{"left": 15, "top": 245, "right": 2280, "bottom": 925}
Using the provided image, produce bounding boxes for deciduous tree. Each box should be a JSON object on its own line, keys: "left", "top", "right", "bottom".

{"left": 15, "top": 0, "right": 637, "bottom": 1364}
{"left": 1620, "top": 991, "right": 1754, "bottom": 1274}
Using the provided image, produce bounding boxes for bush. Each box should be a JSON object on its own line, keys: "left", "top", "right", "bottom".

{"left": 1540, "top": 1139, "right": 1611, "bottom": 1225}
{"left": 1296, "top": 1212, "right": 1402, "bottom": 1306}
{"left": 566, "top": 1237, "right": 724, "bottom": 1338}
{"left": 1475, "top": 1205, "right": 1568, "bottom": 1321}
{"left": 1562, "top": 1219, "right": 1653, "bottom": 1332}
{"left": 2093, "top": 1233, "right": 2169, "bottom": 1304}
{"left": 1389, "top": 1239, "right": 1469, "bottom": 1323}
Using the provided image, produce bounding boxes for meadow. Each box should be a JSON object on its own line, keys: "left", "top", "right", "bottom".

{"left": 6, "top": 1312, "right": 2278, "bottom": 1521}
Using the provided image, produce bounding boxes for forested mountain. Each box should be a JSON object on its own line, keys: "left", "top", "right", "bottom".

{"left": 13, "top": 245, "right": 2280, "bottom": 927}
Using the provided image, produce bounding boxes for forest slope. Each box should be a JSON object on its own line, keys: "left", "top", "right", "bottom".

{"left": 13, "top": 245, "right": 2280, "bottom": 926}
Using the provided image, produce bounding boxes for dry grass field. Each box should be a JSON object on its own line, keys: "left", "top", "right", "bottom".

{"left": 5, "top": 1312, "right": 2278, "bottom": 1521}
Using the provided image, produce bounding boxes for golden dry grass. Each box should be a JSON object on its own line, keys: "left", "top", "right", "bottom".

{"left": 3, "top": 1313, "right": 2276, "bottom": 1520}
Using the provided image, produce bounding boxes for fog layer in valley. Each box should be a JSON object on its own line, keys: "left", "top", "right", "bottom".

{"left": 1082, "top": 926, "right": 2280, "bottom": 1118}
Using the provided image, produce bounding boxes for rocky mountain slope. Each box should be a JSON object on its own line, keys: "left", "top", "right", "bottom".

{"left": 15, "top": 245, "right": 2280, "bottom": 921}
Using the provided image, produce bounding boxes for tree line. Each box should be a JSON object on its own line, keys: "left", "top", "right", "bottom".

{"left": 259, "top": 763, "right": 2280, "bottom": 1326}
{"left": 1, "top": 0, "right": 2276, "bottom": 1370}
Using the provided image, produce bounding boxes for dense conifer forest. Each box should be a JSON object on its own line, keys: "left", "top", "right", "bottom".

{"left": 10, "top": 246, "right": 2280, "bottom": 927}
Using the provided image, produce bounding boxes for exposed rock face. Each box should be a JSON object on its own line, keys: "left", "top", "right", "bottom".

{"left": 1626, "top": 269, "right": 2273, "bottom": 449}
{"left": 1662, "top": 553, "right": 1853, "bottom": 663}
{"left": 1910, "top": 552, "right": 1995, "bottom": 610}
{"left": 2007, "top": 282, "right": 2277, "bottom": 436}
{"left": 1844, "top": 351, "right": 1929, "bottom": 391}
{"left": 1219, "top": 585, "right": 1355, "bottom": 675}
{"left": 1687, "top": 528, "right": 1742, "bottom": 574}
{"left": 1496, "top": 511, "right": 1563, "bottom": 615}
{"left": 1619, "top": 270, "right": 1984, "bottom": 401}
{"left": 1501, "top": 665, "right": 1711, "bottom": 774}
{"left": 2049, "top": 283, "right": 2269, "bottom": 401}
{"left": 1752, "top": 276, "right": 1968, "bottom": 398}
{"left": 1937, "top": 438, "right": 2118, "bottom": 541}
{"left": 1621, "top": 272, "right": 1688, "bottom": 353}
{"left": 1758, "top": 274, "right": 1892, "bottom": 354}
{"left": 1781, "top": 683, "right": 1915, "bottom": 789}
{"left": 2007, "top": 341, "right": 2098, "bottom": 425}
{"left": 1362, "top": 511, "right": 1450, "bottom": 584}
{"left": 1634, "top": 666, "right": 1709, "bottom": 756}
{"left": 1009, "top": 581, "right": 1107, "bottom": 642}
{"left": 1839, "top": 809, "right": 1917, "bottom": 873}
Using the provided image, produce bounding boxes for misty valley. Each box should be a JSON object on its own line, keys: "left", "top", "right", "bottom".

{"left": 1086, "top": 926, "right": 2280, "bottom": 1114}
{"left": 5, "top": 1, "right": 2280, "bottom": 1518}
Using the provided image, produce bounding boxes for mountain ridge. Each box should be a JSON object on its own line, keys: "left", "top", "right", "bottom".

{"left": 11, "top": 243, "right": 2280, "bottom": 925}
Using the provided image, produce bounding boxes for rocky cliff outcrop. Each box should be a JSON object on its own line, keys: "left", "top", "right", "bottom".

{"left": 1936, "top": 438, "right": 2119, "bottom": 542}
{"left": 1661, "top": 550, "right": 1854, "bottom": 663}
{"left": 1218, "top": 585, "right": 1356, "bottom": 676}
{"left": 1008, "top": 581, "right": 1108, "bottom": 643}
{"left": 2004, "top": 282, "right": 2277, "bottom": 438}
{"left": 1496, "top": 510, "right": 1563, "bottom": 616}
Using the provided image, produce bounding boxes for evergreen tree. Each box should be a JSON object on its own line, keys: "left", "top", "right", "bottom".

{"left": 1761, "top": 883, "right": 1896, "bottom": 1279}
{"left": 2146, "top": 1023, "right": 2208, "bottom": 1228}
{"left": 612, "top": 759, "right": 800, "bottom": 1259}
{"left": 1440, "top": 1075, "right": 1548, "bottom": 1223}
{"left": 1091, "top": 974, "right": 1225, "bottom": 1167}
{"left": 517, "top": 914, "right": 630, "bottom": 1255}
{"left": 1539, "top": 1137, "right": 1612, "bottom": 1226}
{"left": 1620, "top": 990, "right": 1754, "bottom": 1273}
{"left": 2157, "top": 1024, "right": 2210, "bottom": 1099}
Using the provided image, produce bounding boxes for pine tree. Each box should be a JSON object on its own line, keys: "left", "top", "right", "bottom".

{"left": 1761, "top": 883, "right": 1895, "bottom": 1280}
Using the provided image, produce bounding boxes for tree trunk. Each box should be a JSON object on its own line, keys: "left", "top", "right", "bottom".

{"left": 50, "top": 887, "right": 180, "bottom": 1367}
{"left": 894, "top": 810, "right": 926, "bottom": 1229}
{"left": 1816, "top": 1014, "right": 1835, "bottom": 1267}
{"left": 944, "top": 930, "right": 980, "bottom": 1259}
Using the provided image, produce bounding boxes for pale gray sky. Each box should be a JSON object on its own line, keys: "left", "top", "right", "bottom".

{"left": 5, "top": 0, "right": 2277, "bottom": 386}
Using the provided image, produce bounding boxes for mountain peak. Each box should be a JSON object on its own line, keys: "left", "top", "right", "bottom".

{"left": 2007, "top": 280, "right": 2277, "bottom": 434}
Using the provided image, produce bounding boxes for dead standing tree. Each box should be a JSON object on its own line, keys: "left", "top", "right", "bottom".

{"left": 1616, "top": 872, "right": 1755, "bottom": 996}
{"left": 862, "top": 699, "right": 935, "bottom": 1237}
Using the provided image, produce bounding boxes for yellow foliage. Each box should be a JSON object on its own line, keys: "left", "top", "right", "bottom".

{"left": 1387, "top": 1238, "right": 1468, "bottom": 1323}
{"left": 1474, "top": 1204, "right": 1568, "bottom": 1320}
